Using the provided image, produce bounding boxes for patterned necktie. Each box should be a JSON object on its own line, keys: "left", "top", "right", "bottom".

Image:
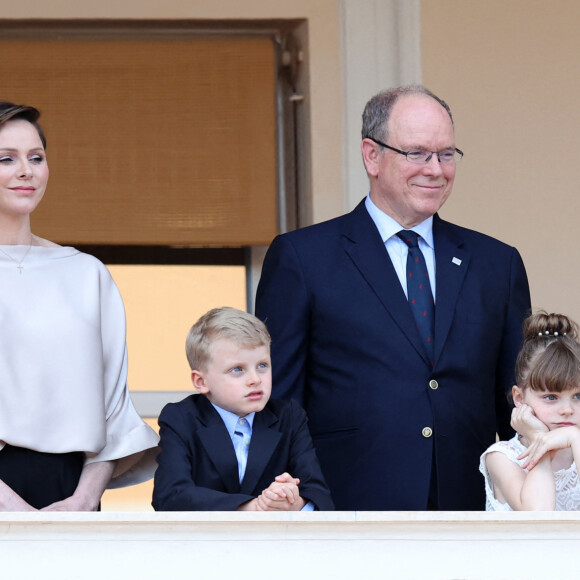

{"left": 233, "top": 417, "right": 252, "bottom": 483}
{"left": 396, "top": 230, "right": 435, "bottom": 362}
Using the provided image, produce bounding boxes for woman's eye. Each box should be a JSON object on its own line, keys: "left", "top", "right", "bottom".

{"left": 0, "top": 156, "right": 13, "bottom": 163}
{"left": 29, "top": 155, "right": 44, "bottom": 164}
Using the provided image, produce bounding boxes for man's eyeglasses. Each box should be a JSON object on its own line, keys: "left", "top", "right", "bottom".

{"left": 365, "top": 136, "right": 463, "bottom": 165}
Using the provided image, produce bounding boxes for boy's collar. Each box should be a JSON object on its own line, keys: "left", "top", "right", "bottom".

{"left": 211, "top": 402, "right": 256, "bottom": 436}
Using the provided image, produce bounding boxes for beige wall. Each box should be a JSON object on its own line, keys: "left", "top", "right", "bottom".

{"left": 108, "top": 265, "right": 247, "bottom": 392}
{"left": 422, "top": 0, "right": 580, "bottom": 321}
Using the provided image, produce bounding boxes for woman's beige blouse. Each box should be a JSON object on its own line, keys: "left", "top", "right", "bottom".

{"left": 0, "top": 246, "right": 158, "bottom": 488}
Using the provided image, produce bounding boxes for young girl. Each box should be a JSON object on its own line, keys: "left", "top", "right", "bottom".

{"left": 480, "top": 311, "right": 580, "bottom": 510}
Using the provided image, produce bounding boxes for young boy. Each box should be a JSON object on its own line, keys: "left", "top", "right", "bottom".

{"left": 152, "top": 307, "right": 334, "bottom": 511}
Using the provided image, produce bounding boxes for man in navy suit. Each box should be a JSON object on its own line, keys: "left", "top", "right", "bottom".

{"left": 255, "top": 85, "right": 531, "bottom": 510}
{"left": 152, "top": 307, "right": 333, "bottom": 511}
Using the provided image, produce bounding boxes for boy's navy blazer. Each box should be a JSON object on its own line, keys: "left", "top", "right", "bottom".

{"left": 152, "top": 394, "right": 334, "bottom": 511}
{"left": 256, "top": 199, "right": 531, "bottom": 510}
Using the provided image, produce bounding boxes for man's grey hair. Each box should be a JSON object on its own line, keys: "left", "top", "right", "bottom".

{"left": 361, "top": 85, "right": 454, "bottom": 143}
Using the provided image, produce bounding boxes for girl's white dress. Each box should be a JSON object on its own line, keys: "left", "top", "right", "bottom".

{"left": 479, "top": 434, "right": 580, "bottom": 511}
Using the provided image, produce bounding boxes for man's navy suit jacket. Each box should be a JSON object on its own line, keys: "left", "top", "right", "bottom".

{"left": 255, "top": 200, "right": 531, "bottom": 510}
{"left": 152, "top": 394, "right": 334, "bottom": 511}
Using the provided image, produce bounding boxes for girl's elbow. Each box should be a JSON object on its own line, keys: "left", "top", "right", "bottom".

{"left": 515, "top": 497, "right": 556, "bottom": 511}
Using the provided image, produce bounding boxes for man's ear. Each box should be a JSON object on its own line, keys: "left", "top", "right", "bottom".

{"left": 361, "top": 138, "right": 381, "bottom": 178}
{"left": 512, "top": 385, "right": 524, "bottom": 407}
{"left": 191, "top": 370, "right": 209, "bottom": 395}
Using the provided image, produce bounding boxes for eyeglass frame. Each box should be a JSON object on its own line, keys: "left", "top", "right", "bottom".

{"left": 364, "top": 136, "right": 463, "bottom": 165}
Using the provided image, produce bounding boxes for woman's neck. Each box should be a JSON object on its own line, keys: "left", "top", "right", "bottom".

{"left": 0, "top": 214, "right": 33, "bottom": 245}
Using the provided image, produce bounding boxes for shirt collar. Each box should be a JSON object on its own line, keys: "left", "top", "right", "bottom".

{"left": 365, "top": 194, "right": 434, "bottom": 249}
{"left": 211, "top": 402, "right": 255, "bottom": 436}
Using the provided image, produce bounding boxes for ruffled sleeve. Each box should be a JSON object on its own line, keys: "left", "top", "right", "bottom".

{"left": 479, "top": 436, "right": 526, "bottom": 511}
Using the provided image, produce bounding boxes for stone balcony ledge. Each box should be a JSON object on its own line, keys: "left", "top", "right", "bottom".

{"left": 1, "top": 511, "right": 578, "bottom": 579}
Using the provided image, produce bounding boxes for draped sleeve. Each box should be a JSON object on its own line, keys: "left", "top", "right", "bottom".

{"left": 84, "top": 259, "right": 159, "bottom": 487}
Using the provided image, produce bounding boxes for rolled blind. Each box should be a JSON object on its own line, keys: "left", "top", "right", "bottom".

{"left": 2, "top": 35, "right": 277, "bottom": 246}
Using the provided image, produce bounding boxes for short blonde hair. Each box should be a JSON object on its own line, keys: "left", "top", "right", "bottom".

{"left": 185, "top": 307, "right": 271, "bottom": 371}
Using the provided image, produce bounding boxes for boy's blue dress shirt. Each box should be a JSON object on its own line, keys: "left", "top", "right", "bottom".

{"left": 212, "top": 403, "right": 314, "bottom": 510}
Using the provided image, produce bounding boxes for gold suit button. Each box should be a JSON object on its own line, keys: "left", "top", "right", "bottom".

{"left": 429, "top": 380, "right": 439, "bottom": 390}
{"left": 422, "top": 427, "right": 433, "bottom": 438}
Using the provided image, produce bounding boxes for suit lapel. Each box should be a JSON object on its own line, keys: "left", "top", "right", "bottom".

{"left": 432, "top": 215, "right": 469, "bottom": 365}
{"left": 240, "top": 406, "right": 281, "bottom": 495}
{"left": 196, "top": 397, "right": 241, "bottom": 494}
{"left": 342, "top": 201, "right": 431, "bottom": 365}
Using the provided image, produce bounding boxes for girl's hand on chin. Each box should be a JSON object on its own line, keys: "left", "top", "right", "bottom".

{"left": 511, "top": 403, "right": 548, "bottom": 443}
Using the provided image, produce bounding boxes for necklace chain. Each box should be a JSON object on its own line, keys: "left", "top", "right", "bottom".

{"left": 0, "top": 237, "right": 34, "bottom": 275}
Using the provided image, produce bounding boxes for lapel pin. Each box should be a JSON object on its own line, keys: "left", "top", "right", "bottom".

{"left": 452, "top": 257, "right": 462, "bottom": 266}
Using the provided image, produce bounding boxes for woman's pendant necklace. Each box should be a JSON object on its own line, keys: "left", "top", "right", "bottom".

{"left": 0, "top": 237, "right": 33, "bottom": 274}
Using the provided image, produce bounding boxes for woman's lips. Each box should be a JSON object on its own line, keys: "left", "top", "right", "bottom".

{"left": 11, "top": 186, "right": 35, "bottom": 193}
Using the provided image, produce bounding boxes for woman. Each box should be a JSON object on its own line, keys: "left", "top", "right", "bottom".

{"left": 0, "top": 101, "right": 158, "bottom": 511}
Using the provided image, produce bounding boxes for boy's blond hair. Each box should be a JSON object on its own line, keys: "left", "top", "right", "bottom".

{"left": 185, "top": 307, "right": 271, "bottom": 371}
